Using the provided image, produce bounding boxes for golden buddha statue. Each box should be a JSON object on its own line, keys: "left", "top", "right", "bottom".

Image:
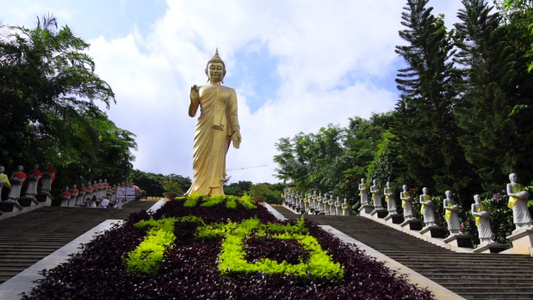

{"left": 185, "top": 49, "right": 242, "bottom": 196}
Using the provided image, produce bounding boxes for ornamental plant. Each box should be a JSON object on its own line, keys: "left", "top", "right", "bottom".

{"left": 22, "top": 195, "right": 434, "bottom": 299}
{"left": 161, "top": 179, "right": 182, "bottom": 194}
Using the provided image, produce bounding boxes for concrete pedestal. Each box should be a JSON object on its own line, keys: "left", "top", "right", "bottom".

{"left": 504, "top": 229, "right": 533, "bottom": 256}
{"left": 420, "top": 225, "right": 447, "bottom": 239}
{"left": 400, "top": 219, "right": 423, "bottom": 232}
{"left": 443, "top": 234, "right": 473, "bottom": 251}
{"left": 19, "top": 196, "right": 39, "bottom": 207}
{"left": 370, "top": 208, "right": 388, "bottom": 219}
{"left": 473, "top": 242, "right": 507, "bottom": 254}
{"left": 358, "top": 204, "right": 374, "bottom": 216}
{"left": 384, "top": 213, "right": 404, "bottom": 224}
{"left": 0, "top": 201, "right": 22, "bottom": 213}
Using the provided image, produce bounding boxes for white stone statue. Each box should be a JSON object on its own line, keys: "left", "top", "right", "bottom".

{"left": 7, "top": 165, "right": 26, "bottom": 201}
{"left": 443, "top": 190, "right": 461, "bottom": 235}
{"left": 358, "top": 178, "right": 369, "bottom": 205}
{"left": 69, "top": 185, "right": 79, "bottom": 207}
{"left": 0, "top": 165, "right": 11, "bottom": 200}
{"left": 76, "top": 183, "right": 87, "bottom": 206}
{"left": 341, "top": 198, "right": 349, "bottom": 216}
{"left": 471, "top": 194, "right": 494, "bottom": 245}
{"left": 23, "top": 164, "right": 41, "bottom": 198}
{"left": 39, "top": 166, "right": 56, "bottom": 196}
{"left": 400, "top": 185, "right": 414, "bottom": 220}
{"left": 419, "top": 187, "right": 435, "bottom": 227}
{"left": 506, "top": 173, "right": 532, "bottom": 232}
{"left": 384, "top": 181, "right": 397, "bottom": 214}
{"left": 185, "top": 49, "right": 241, "bottom": 196}
{"left": 328, "top": 195, "right": 335, "bottom": 215}
{"left": 370, "top": 179, "right": 383, "bottom": 209}
{"left": 60, "top": 186, "right": 72, "bottom": 207}
{"left": 334, "top": 196, "right": 341, "bottom": 215}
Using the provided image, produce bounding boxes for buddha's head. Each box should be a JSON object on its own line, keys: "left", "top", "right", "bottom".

{"left": 473, "top": 194, "right": 480, "bottom": 203}
{"left": 205, "top": 49, "right": 226, "bottom": 83}
{"left": 509, "top": 173, "right": 517, "bottom": 183}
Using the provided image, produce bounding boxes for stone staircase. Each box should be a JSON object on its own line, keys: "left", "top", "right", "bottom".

{"left": 0, "top": 201, "right": 155, "bottom": 284}
{"left": 272, "top": 206, "right": 533, "bottom": 300}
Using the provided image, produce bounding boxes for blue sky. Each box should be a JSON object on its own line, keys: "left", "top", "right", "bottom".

{"left": 1, "top": 0, "right": 464, "bottom": 184}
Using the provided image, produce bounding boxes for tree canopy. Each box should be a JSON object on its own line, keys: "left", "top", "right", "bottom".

{"left": 0, "top": 15, "right": 137, "bottom": 198}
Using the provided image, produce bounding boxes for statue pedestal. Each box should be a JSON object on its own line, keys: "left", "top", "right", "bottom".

{"left": 443, "top": 234, "right": 473, "bottom": 251}
{"left": 504, "top": 229, "right": 533, "bottom": 256}
{"left": 384, "top": 213, "right": 404, "bottom": 224}
{"left": 19, "top": 195, "right": 39, "bottom": 207}
{"left": 358, "top": 204, "right": 374, "bottom": 216}
{"left": 400, "top": 219, "right": 423, "bottom": 231}
{"left": 370, "top": 208, "right": 388, "bottom": 219}
{"left": 36, "top": 193, "right": 52, "bottom": 203}
{"left": 0, "top": 201, "right": 23, "bottom": 213}
{"left": 420, "top": 225, "right": 447, "bottom": 239}
{"left": 473, "top": 242, "right": 507, "bottom": 254}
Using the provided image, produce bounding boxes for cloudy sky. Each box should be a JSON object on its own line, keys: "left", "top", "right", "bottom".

{"left": 1, "top": 0, "right": 464, "bottom": 184}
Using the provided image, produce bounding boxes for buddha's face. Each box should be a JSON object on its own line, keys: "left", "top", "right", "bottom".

{"left": 207, "top": 62, "right": 225, "bottom": 82}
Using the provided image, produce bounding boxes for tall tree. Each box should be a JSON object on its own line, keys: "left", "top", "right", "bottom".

{"left": 0, "top": 15, "right": 140, "bottom": 199}
{"left": 454, "top": 0, "right": 533, "bottom": 192}
{"left": 0, "top": 15, "right": 115, "bottom": 170}
{"left": 393, "top": 0, "right": 471, "bottom": 200}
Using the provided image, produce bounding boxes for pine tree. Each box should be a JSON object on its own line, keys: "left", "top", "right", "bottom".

{"left": 393, "top": 0, "right": 471, "bottom": 199}
{"left": 454, "top": 0, "right": 533, "bottom": 192}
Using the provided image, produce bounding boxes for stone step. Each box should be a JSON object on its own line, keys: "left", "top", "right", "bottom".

{"left": 0, "top": 200, "right": 155, "bottom": 285}
{"left": 271, "top": 206, "right": 533, "bottom": 300}
{"left": 448, "top": 289, "right": 533, "bottom": 300}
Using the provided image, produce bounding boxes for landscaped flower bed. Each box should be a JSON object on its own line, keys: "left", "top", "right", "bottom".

{"left": 22, "top": 195, "right": 434, "bottom": 299}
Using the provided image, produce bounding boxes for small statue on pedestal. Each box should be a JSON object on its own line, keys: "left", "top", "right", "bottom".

{"left": 370, "top": 179, "right": 383, "bottom": 209}
{"left": 400, "top": 185, "right": 414, "bottom": 220}
{"left": 384, "top": 181, "right": 397, "bottom": 215}
{"left": 506, "top": 173, "right": 532, "bottom": 232}
{"left": 359, "top": 178, "right": 369, "bottom": 206}
{"left": 8, "top": 166, "right": 26, "bottom": 202}
{"left": 39, "top": 166, "right": 56, "bottom": 196}
{"left": 341, "top": 198, "right": 350, "bottom": 216}
{"left": 443, "top": 190, "right": 461, "bottom": 235}
{"left": 0, "top": 165, "right": 11, "bottom": 200}
{"left": 471, "top": 194, "right": 494, "bottom": 245}
{"left": 69, "top": 185, "right": 79, "bottom": 207}
{"left": 419, "top": 187, "right": 436, "bottom": 227}
{"left": 23, "top": 164, "right": 42, "bottom": 199}
{"left": 60, "top": 187, "right": 72, "bottom": 207}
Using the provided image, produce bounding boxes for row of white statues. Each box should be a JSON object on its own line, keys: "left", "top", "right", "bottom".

{"left": 0, "top": 164, "right": 127, "bottom": 210}
{"left": 357, "top": 173, "right": 532, "bottom": 246}
{"left": 59, "top": 179, "right": 119, "bottom": 208}
{"left": 0, "top": 164, "right": 56, "bottom": 206}
{"left": 283, "top": 173, "right": 531, "bottom": 247}
{"left": 283, "top": 190, "right": 350, "bottom": 216}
